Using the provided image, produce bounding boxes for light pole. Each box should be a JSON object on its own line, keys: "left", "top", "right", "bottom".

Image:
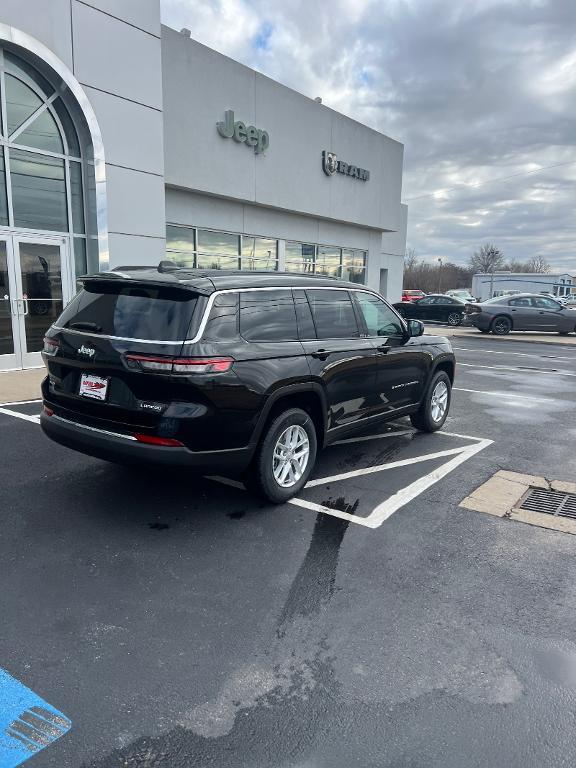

{"left": 437, "top": 258, "right": 443, "bottom": 293}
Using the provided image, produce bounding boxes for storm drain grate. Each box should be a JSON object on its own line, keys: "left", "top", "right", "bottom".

{"left": 519, "top": 488, "right": 576, "bottom": 519}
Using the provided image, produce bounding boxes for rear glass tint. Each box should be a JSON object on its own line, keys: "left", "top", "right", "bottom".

{"left": 56, "top": 281, "right": 200, "bottom": 341}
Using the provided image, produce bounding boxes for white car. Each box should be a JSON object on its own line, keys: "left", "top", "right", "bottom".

{"left": 446, "top": 289, "right": 475, "bottom": 302}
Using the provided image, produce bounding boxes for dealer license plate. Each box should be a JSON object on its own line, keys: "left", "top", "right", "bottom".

{"left": 79, "top": 373, "right": 109, "bottom": 401}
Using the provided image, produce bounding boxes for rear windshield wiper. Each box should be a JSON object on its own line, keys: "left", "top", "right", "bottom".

{"left": 68, "top": 321, "right": 103, "bottom": 333}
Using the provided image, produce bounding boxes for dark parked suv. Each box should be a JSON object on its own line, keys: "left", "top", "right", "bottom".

{"left": 41, "top": 265, "right": 455, "bottom": 502}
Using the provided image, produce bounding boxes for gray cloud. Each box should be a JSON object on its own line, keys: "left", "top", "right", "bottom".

{"left": 161, "top": 0, "right": 576, "bottom": 270}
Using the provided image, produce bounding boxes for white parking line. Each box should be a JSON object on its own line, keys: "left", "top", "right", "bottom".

{"left": 453, "top": 346, "right": 575, "bottom": 362}
{"left": 454, "top": 387, "right": 555, "bottom": 402}
{"left": 0, "top": 406, "right": 41, "bottom": 424}
{"left": 290, "top": 434, "right": 493, "bottom": 528}
{"left": 305, "top": 446, "right": 469, "bottom": 487}
{"left": 0, "top": 399, "right": 42, "bottom": 407}
{"left": 0, "top": 401, "right": 493, "bottom": 531}
{"left": 458, "top": 362, "right": 576, "bottom": 377}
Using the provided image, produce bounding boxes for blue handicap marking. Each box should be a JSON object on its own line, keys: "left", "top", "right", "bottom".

{"left": 0, "top": 668, "right": 71, "bottom": 767}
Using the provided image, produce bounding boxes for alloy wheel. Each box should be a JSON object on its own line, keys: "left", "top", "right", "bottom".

{"left": 430, "top": 380, "right": 449, "bottom": 422}
{"left": 272, "top": 424, "right": 310, "bottom": 488}
{"left": 447, "top": 312, "right": 461, "bottom": 326}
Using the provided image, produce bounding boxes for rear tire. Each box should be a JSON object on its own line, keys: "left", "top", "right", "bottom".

{"left": 410, "top": 371, "right": 451, "bottom": 433}
{"left": 491, "top": 315, "right": 512, "bottom": 335}
{"left": 249, "top": 407, "right": 317, "bottom": 503}
{"left": 447, "top": 312, "right": 462, "bottom": 326}
{"left": 558, "top": 331, "right": 570, "bottom": 336}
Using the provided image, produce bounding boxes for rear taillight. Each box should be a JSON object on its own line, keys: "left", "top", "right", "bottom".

{"left": 125, "top": 354, "right": 234, "bottom": 374}
{"left": 133, "top": 433, "right": 184, "bottom": 447}
{"left": 465, "top": 303, "right": 481, "bottom": 315}
{"left": 43, "top": 336, "right": 59, "bottom": 356}
{"left": 43, "top": 406, "right": 54, "bottom": 417}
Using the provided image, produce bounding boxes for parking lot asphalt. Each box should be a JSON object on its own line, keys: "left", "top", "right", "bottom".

{"left": 2, "top": 336, "right": 576, "bottom": 767}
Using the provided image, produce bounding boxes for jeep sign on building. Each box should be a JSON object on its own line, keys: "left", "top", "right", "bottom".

{"left": 0, "top": 0, "right": 407, "bottom": 371}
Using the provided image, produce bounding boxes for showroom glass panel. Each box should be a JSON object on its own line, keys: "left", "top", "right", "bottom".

{"left": 196, "top": 253, "right": 239, "bottom": 270}
{"left": 243, "top": 258, "right": 278, "bottom": 271}
{"left": 0, "top": 149, "right": 8, "bottom": 226}
{"left": 197, "top": 229, "right": 239, "bottom": 257}
{"left": 19, "top": 242, "right": 64, "bottom": 352}
{"left": 242, "top": 236, "right": 277, "bottom": 261}
{"left": 70, "top": 162, "right": 85, "bottom": 234}
{"left": 166, "top": 225, "right": 195, "bottom": 252}
{"left": 0, "top": 241, "right": 14, "bottom": 355}
{"left": 5, "top": 52, "right": 54, "bottom": 98}
{"left": 240, "top": 290, "right": 298, "bottom": 341}
{"left": 316, "top": 246, "right": 341, "bottom": 277}
{"left": 15, "top": 107, "right": 63, "bottom": 154}
{"left": 52, "top": 98, "right": 81, "bottom": 157}
{"left": 306, "top": 289, "right": 359, "bottom": 338}
{"left": 74, "top": 238, "right": 87, "bottom": 287}
{"left": 10, "top": 149, "right": 68, "bottom": 231}
{"left": 166, "top": 251, "right": 196, "bottom": 268}
{"left": 285, "top": 242, "right": 315, "bottom": 273}
{"left": 342, "top": 249, "right": 366, "bottom": 284}
{"left": 5, "top": 74, "right": 43, "bottom": 135}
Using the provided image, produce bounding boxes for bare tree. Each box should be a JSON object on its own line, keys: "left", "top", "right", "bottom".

{"left": 404, "top": 248, "right": 418, "bottom": 270}
{"left": 507, "top": 259, "right": 528, "bottom": 273}
{"left": 469, "top": 243, "right": 506, "bottom": 274}
{"left": 525, "top": 255, "right": 550, "bottom": 274}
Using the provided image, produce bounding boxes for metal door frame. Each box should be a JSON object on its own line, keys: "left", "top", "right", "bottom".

{"left": 0, "top": 231, "right": 71, "bottom": 370}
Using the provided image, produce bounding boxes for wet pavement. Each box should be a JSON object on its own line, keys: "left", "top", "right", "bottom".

{"left": 1, "top": 337, "right": 576, "bottom": 767}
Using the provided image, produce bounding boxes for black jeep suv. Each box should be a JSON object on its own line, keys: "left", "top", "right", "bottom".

{"left": 41, "top": 265, "right": 455, "bottom": 502}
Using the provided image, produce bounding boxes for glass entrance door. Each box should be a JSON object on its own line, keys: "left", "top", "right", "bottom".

{"left": 0, "top": 238, "right": 20, "bottom": 370}
{"left": 0, "top": 235, "right": 70, "bottom": 371}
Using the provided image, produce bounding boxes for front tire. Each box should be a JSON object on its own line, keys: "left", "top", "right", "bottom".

{"left": 410, "top": 371, "right": 451, "bottom": 432}
{"left": 491, "top": 315, "right": 512, "bottom": 335}
{"left": 249, "top": 407, "right": 317, "bottom": 503}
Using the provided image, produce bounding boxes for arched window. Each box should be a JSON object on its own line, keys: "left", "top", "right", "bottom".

{"left": 0, "top": 47, "right": 96, "bottom": 277}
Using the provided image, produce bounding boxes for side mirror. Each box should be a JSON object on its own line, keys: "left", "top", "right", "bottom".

{"left": 407, "top": 319, "right": 425, "bottom": 337}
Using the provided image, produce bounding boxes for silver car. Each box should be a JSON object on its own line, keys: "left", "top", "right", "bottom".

{"left": 466, "top": 293, "right": 576, "bottom": 335}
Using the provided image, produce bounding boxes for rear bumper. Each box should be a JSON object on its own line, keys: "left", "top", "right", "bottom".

{"left": 40, "top": 410, "right": 253, "bottom": 472}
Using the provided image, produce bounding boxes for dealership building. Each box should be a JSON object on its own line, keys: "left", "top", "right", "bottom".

{"left": 0, "top": 0, "right": 407, "bottom": 370}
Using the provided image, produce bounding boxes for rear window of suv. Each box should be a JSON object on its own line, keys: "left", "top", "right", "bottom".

{"left": 56, "top": 281, "right": 201, "bottom": 341}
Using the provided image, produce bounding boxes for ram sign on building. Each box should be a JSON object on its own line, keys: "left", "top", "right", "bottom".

{"left": 0, "top": 0, "right": 407, "bottom": 371}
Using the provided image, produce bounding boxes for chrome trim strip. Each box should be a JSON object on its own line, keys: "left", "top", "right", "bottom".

{"left": 50, "top": 413, "right": 137, "bottom": 440}
{"left": 0, "top": 23, "right": 109, "bottom": 269}
{"left": 184, "top": 285, "right": 405, "bottom": 344}
{"left": 52, "top": 285, "right": 405, "bottom": 345}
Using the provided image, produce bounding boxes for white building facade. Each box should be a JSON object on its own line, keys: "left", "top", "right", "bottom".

{"left": 0, "top": 0, "right": 406, "bottom": 370}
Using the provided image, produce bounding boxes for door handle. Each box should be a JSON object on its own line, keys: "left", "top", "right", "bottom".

{"left": 22, "top": 298, "right": 29, "bottom": 316}
{"left": 539, "top": 311, "right": 545, "bottom": 314}
{"left": 311, "top": 348, "right": 329, "bottom": 360}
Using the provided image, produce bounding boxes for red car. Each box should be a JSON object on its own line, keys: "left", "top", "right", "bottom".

{"left": 402, "top": 289, "right": 426, "bottom": 302}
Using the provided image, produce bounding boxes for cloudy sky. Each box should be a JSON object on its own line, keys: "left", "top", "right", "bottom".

{"left": 160, "top": 0, "right": 576, "bottom": 270}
